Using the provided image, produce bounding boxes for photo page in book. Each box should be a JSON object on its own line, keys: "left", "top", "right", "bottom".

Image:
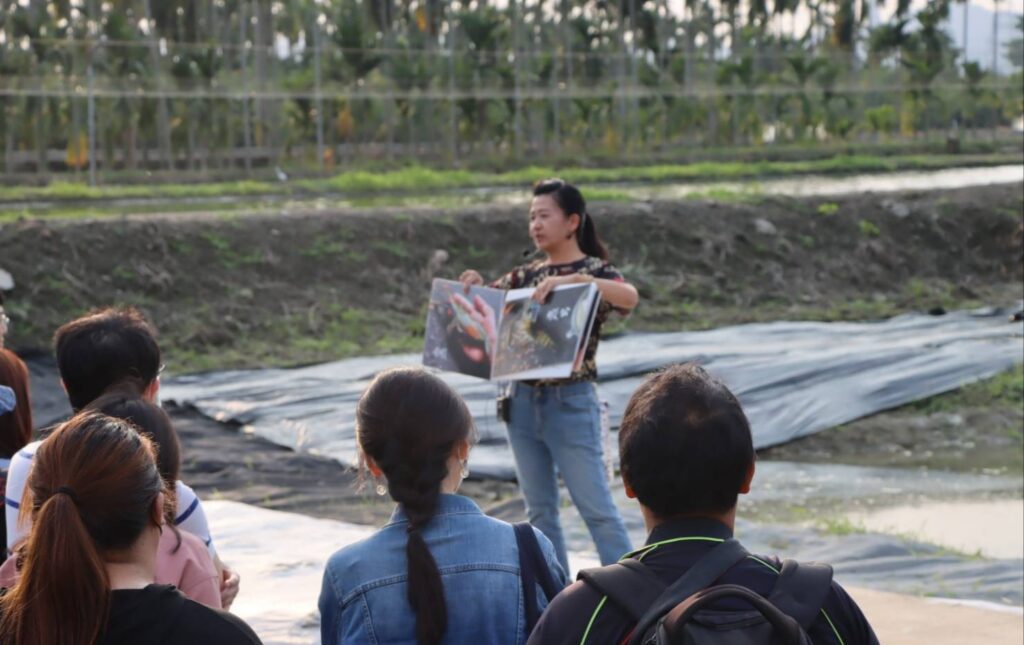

{"left": 422, "top": 279, "right": 600, "bottom": 381}
{"left": 491, "top": 283, "right": 599, "bottom": 381}
{"left": 422, "top": 279, "right": 505, "bottom": 380}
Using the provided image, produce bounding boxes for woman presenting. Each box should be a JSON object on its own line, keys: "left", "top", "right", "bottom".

{"left": 461, "top": 178, "right": 636, "bottom": 572}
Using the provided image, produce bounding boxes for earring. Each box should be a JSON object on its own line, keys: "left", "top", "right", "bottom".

{"left": 375, "top": 482, "right": 388, "bottom": 496}
{"left": 460, "top": 460, "right": 469, "bottom": 480}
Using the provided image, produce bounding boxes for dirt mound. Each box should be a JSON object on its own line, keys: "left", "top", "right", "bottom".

{"left": 2, "top": 184, "right": 1021, "bottom": 372}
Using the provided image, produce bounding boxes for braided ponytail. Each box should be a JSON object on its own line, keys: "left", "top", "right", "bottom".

{"left": 392, "top": 470, "right": 448, "bottom": 644}
{"left": 356, "top": 368, "right": 474, "bottom": 645}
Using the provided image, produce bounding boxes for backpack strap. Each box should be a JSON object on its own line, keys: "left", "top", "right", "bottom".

{"left": 766, "top": 560, "right": 835, "bottom": 630}
{"left": 578, "top": 559, "right": 667, "bottom": 621}
{"left": 662, "top": 584, "right": 812, "bottom": 645}
{"left": 514, "top": 522, "right": 563, "bottom": 632}
{"left": 627, "top": 538, "right": 750, "bottom": 645}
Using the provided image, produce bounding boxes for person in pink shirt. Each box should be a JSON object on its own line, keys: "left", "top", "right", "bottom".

{"left": 155, "top": 524, "right": 221, "bottom": 608}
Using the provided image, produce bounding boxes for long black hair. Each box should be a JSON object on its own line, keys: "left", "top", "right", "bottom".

{"left": 86, "top": 390, "right": 183, "bottom": 549}
{"left": 533, "top": 178, "right": 609, "bottom": 261}
{"left": 356, "top": 367, "right": 475, "bottom": 644}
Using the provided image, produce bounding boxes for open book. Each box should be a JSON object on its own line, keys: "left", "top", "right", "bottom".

{"left": 422, "top": 278, "right": 601, "bottom": 381}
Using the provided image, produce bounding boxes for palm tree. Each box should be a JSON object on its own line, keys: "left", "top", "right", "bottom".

{"left": 992, "top": 0, "right": 1001, "bottom": 76}
{"left": 869, "top": 0, "right": 953, "bottom": 135}
{"left": 138, "top": 0, "right": 175, "bottom": 170}
{"left": 831, "top": 0, "right": 857, "bottom": 51}
{"left": 8, "top": 1, "right": 73, "bottom": 173}
{"left": 99, "top": 10, "right": 149, "bottom": 171}
{"left": 958, "top": 0, "right": 970, "bottom": 63}
{"left": 786, "top": 54, "right": 829, "bottom": 137}
{"left": 1006, "top": 16, "right": 1024, "bottom": 70}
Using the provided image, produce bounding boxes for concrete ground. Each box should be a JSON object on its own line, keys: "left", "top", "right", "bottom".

{"left": 849, "top": 587, "right": 1024, "bottom": 645}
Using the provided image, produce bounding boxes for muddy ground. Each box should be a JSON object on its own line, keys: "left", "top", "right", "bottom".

{"left": 19, "top": 364, "right": 1016, "bottom": 530}
{"left": 2, "top": 183, "right": 1022, "bottom": 373}
{"left": 762, "top": 365, "right": 1024, "bottom": 475}
{"left": 9, "top": 182, "right": 1024, "bottom": 527}
{"left": 170, "top": 404, "right": 519, "bottom": 526}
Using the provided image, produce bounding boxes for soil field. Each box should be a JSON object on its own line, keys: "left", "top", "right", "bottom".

{"left": 2, "top": 183, "right": 1021, "bottom": 374}
{"left": 13, "top": 177, "right": 1022, "bottom": 530}
{"left": 21, "top": 366, "right": 1016, "bottom": 530}
{"left": 762, "top": 365, "right": 1024, "bottom": 475}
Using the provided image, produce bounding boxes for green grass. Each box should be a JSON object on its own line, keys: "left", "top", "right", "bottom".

{"left": 816, "top": 516, "right": 867, "bottom": 536}
{"left": 681, "top": 187, "right": 761, "bottom": 203}
{"left": 816, "top": 515, "right": 990, "bottom": 559}
{"left": 0, "top": 197, "right": 255, "bottom": 222}
{"left": 625, "top": 273, "right": 1007, "bottom": 333}
{"left": 858, "top": 219, "right": 881, "bottom": 237}
{"left": 908, "top": 365, "right": 1024, "bottom": 414}
{"left": 816, "top": 202, "right": 839, "bottom": 216}
{"left": 1, "top": 152, "right": 1018, "bottom": 207}
{"left": 168, "top": 304, "right": 423, "bottom": 374}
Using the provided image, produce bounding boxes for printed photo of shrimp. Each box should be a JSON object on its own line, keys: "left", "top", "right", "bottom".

{"left": 422, "top": 279, "right": 503, "bottom": 379}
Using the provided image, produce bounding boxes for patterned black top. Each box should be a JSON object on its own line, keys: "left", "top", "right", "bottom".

{"left": 491, "top": 256, "right": 627, "bottom": 385}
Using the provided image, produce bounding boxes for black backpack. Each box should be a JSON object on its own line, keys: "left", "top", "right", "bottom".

{"left": 578, "top": 539, "right": 834, "bottom": 645}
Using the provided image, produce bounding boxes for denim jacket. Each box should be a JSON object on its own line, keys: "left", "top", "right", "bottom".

{"left": 319, "top": 494, "right": 569, "bottom": 645}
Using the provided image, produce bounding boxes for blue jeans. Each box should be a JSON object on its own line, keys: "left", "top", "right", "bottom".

{"left": 506, "top": 380, "right": 633, "bottom": 571}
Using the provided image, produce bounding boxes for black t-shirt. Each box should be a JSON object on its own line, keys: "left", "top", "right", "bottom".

{"left": 103, "top": 585, "right": 261, "bottom": 645}
{"left": 0, "top": 584, "right": 261, "bottom": 645}
{"left": 528, "top": 518, "right": 879, "bottom": 645}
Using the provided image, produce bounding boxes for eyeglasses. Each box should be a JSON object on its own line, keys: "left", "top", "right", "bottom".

{"left": 156, "top": 364, "right": 166, "bottom": 378}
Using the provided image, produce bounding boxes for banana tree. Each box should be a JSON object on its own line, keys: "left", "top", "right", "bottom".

{"left": 454, "top": 4, "right": 507, "bottom": 147}
{"left": 785, "top": 53, "right": 829, "bottom": 138}
{"left": 8, "top": 2, "right": 74, "bottom": 173}
{"left": 170, "top": 45, "right": 222, "bottom": 170}
{"left": 97, "top": 10, "right": 149, "bottom": 171}
{"left": 868, "top": 0, "right": 954, "bottom": 135}
{"left": 716, "top": 53, "right": 765, "bottom": 144}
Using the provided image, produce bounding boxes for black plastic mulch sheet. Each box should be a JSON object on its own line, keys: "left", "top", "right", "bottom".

{"left": 558, "top": 461, "right": 1024, "bottom": 605}
{"left": 163, "top": 306, "right": 1024, "bottom": 481}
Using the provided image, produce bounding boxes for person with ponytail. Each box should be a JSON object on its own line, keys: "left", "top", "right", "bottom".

{"left": 460, "top": 178, "right": 637, "bottom": 573}
{"left": 0, "top": 393, "right": 222, "bottom": 609}
{"left": 318, "top": 367, "right": 567, "bottom": 645}
{"left": 0, "top": 412, "right": 260, "bottom": 645}
{"left": 3, "top": 307, "right": 240, "bottom": 609}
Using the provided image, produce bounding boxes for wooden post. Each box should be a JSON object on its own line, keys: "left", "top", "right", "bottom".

{"left": 86, "top": 0, "right": 97, "bottom": 186}
{"left": 448, "top": 9, "right": 459, "bottom": 164}
{"left": 313, "top": 11, "right": 325, "bottom": 172}
{"left": 512, "top": 0, "right": 523, "bottom": 159}
{"left": 240, "top": 0, "right": 253, "bottom": 174}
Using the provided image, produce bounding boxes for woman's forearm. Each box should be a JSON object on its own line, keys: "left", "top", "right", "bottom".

{"left": 591, "top": 277, "right": 639, "bottom": 311}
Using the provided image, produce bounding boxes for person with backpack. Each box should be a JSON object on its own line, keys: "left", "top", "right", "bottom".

{"left": 319, "top": 367, "right": 568, "bottom": 645}
{"left": 528, "top": 363, "right": 879, "bottom": 645}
